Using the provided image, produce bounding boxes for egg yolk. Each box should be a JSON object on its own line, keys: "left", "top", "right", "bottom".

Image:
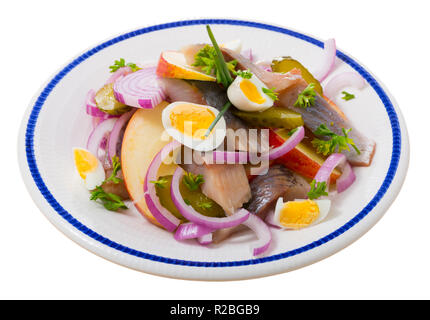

{"left": 169, "top": 104, "right": 216, "bottom": 140}
{"left": 74, "top": 149, "right": 98, "bottom": 179}
{"left": 278, "top": 200, "right": 320, "bottom": 229}
{"left": 240, "top": 79, "right": 266, "bottom": 104}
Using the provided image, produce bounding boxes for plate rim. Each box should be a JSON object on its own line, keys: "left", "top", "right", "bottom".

{"left": 18, "top": 18, "right": 409, "bottom": 279}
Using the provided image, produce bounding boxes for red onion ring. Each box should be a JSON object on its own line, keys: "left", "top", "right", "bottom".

{"left": 203, "top": 127, "right": 304, "bottom": 165}
{"left": 107, "top": 109, "right": 136, "bottom": 162}
{"left": 241, "top": 48, "right": 253, "bottom": 62}
{"left": 171, "top": 167, "right": 250, "bottom": 229}
{"left": 243, "top": 214, "right": 272, "bottom": 256}
{"left": 268, "top": 126, "right": 304, "bottom": 160}
{"left": 264, "top": 210, "right": 281, "bottom": 229}
{"left": 323, "top": 72, "right": 366, "bottom": 100}
{"left": 86, "top": 118, "right": 117, "bottom": 160}
{"left": 105, "top": 66, "right": 132, "bottom": 85}
{"left": 174, "top": 222, "right": 213, "bottom": 241}
{"left": 85, "top": 89, "right": 112, "bottom": 118}
{"left": 313, "top": 38, "right": 336, "bottom": 82}
{"left": 113, "top": 66, "right": 166, "bottom": 109}
{"left": 314, "top": 153, "right": 356, "bottom": 193}
{"left": 198, "top": 233, "right": 213, "bottom": 245}
{"left": 143, "top": 141, "right": 182, "bottom": 232}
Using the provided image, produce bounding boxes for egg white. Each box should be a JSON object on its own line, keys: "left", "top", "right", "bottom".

{"left": 84, "top": 161, "right": 105, "bottom": 190}
{"left": 227, "top": 75, "right": 274, "bottom": 112}
{"left": 73, "top": 147, "right": 106, "bottom": 190}
{"left": 161, "top": 102, "right": 226, "bottom": 152}
{"left": 274, "top": 197, "right": 331, "bottom": 229}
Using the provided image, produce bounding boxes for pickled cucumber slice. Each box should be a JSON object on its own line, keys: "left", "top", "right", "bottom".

{"left": 155, "top": 175, "right": 225, "bottom": 221}
{"left": 95, "top": 83, "right": 131, "bottom": 115}
{"left": 271, "top": 57, "right": 323, "bottom": 95}
{"left": 233, "top": 107, "right": 304, "bottom": 130}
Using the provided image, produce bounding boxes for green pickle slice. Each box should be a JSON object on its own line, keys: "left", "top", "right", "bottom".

{"left": 94, "top": 83, "right": 131, "bottom": 115}
{"left": 233, "top": 107, "right": 304, "bottom": 130}
{"left": 155, "top": 175, "right": 225, "bottom": 221}
{"left": 271, "top": 56, "right": 323, "bottom": 95}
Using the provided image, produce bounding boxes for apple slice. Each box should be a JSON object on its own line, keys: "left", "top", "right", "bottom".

{"left": 156, "top": 51, "right": 216, "bottom": 82}
{"left": 121, "top": 101, "right": 177, "bottom": 227}
{"left": 269, "top": 129, "right": 341, "bottom": 183}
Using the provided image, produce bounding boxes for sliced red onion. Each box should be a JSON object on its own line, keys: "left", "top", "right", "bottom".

{"left": 313, "top": 38, "right": 336, "bottom": 82}
{"left": 144, "top": 141, "right": 182, "bottom": 232}
{"left": 314, "top": 153, "right": 356, "bottom": 193}
{"left": 241, "top": 48, "right": 253, "bottom": 62}
{"left": 85, "top": 89, "right": 113, "bottom": 119}
{"left": 264, "top": 210, "right": 281, "bottom": 229}
{"left": 201, "top": 127, "right": 303, "bottom": 164}
{"left": 268, "top": 126, "right": 304, "bottom": 160}
{"left": 105, "top": 66, "right": 132, "bottom": 85}
{"left": 86, "top": 117, "right": 117, "bottom": 160}
{"left": 323, "top": 72, "right": 366, "bottom": 100}
{"left": 174, "top": 222, "right": 213, "bottom": 241}
{"left": 243, "top": 214, "right": 272, "bottom": 256}
{"left": 198, "top": 233, "right": 213, "bottom": 245}
{"left": 171, "top": 167, "right": 250, "bottom": 229}
{"left": 107, "top": 109, "right": 135, "bottom": 162}
{"left": 113, "top": 66, "right": 166, "bottom": 109}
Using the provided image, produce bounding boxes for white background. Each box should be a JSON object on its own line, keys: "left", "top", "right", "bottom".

{"left": 2, "top": 0, "right": 429, "bottom": 299}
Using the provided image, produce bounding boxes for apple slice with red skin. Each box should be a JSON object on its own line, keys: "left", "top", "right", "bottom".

{"left": 156, "top": 51, "right": 216, "bottom": 82}
{"left": 269, "top": 129, "right": 341, "bottom": 184}
{"left": 121, "top": 101, "right": 177, "bottom": 227}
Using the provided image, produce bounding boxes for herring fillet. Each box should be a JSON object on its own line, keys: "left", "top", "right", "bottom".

{"left": 213, "top": 165, "right": 310, "bottom": 243}
{"left": 276, "top": 81, "right": 376, "bottom": 166}
{"left": 180, "top": 162, "right": 251, "bottom": 216}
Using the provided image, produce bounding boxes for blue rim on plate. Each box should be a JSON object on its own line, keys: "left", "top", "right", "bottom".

{"left": 24, "top": 19, "right": 401, "bottom": 267}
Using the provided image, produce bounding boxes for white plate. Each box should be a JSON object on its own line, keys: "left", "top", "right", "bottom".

{"left": 18, "top": 19, "right": 409, "bottom": 281}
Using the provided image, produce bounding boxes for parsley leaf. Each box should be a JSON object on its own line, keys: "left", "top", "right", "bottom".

{"left": 150, "top": 177, "right": 169, "bottom": 189}
{"left": 307, "top": 180, "right": 329, "bottom": 200}
{"left": 312, "top": 124, "right": 361, "bottom": 156}
{"left": 109, "top": 58, "right": 141, "bottom": 73}
{"left": 182, "top": 172, "right": 205, "bottom": 191}
{"left": 287, "top": 127, "right": 299, "bottom": 136}
{"left": 184, "top": 199, "right": 192, "bottom": 206}
{"left": 193, "top": 44, "right": 237, "bottom": 85}
{"left": 90, "top": 186, "right": 128, "bottom": 211}
{"left": 235, "top": 69, "right": 253, "bottom": 79}
{"left": 294, "top": 83, "right": 317, "bottom": 108}
{"left": 197, "top": 201, "right": 213, "bottom": 210}
{"left": 262, "top": 87, "right": 279, "bottom": 101}
{"left": 342, "top": 91, "right": 355, "bottom": 101}
{"left": 105, "top": 156, "right": 123, "bottom": 184}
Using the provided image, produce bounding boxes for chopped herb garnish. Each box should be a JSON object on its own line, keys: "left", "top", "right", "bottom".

{"left": 235, "top": 69, "right": 253, "bottom": 79}
{"left": 109, "top": 58, "right": 140, "bottom": 73}
{"left": 197, "top": 201, "right": 213, "bottom": 210}
{"left": 89, "top": 156, "right": 127, "bottom": 211}
{"left": 150, "top": 177, "right": 169, "bottom": 189}
{"left": 193, "top": 43, "right": 236, "bottom": 87}
{"left": 342, "top": 91, "right": 355, "bottom": 101}
{"left": 312, "top": 124, "right": 361, "bottom": 156}
{"left": 184, "top": 199, "right": 191, "bottom": 206}
{"left": 307, "top": 180, "right": 329, "bottom": 200}
{"left": 262, "top": 87, "right": 279, "bottom": 101}
{"left": 90, "top": 186, "right": 128, "bottom": 211}
{"left": 183, "top": 172, "right": 205, "bottom": 191}
{"left": 105, "top": 156, "right": 123, "bottom": 184}
{"left": 294, "top": 83, "right": 317, "bottom": 108}
{"left": 287, "top": 127, "right": 299, "bottom": 136}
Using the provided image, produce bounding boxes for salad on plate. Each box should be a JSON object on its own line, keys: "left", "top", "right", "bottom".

{"left": 73, "top": 26, "right": 375, "bottom": 256}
